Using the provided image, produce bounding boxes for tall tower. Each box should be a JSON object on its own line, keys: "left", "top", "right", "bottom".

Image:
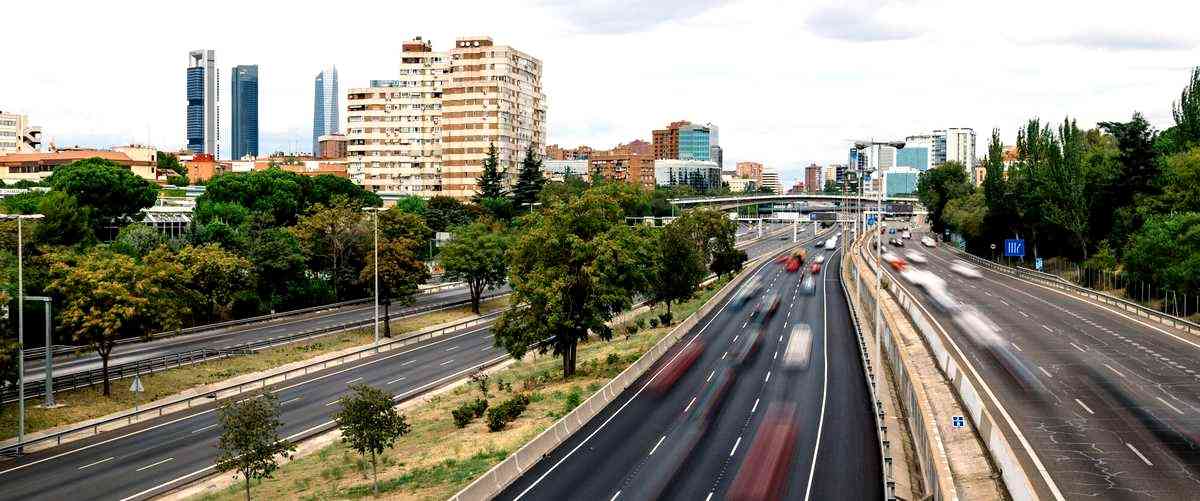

{"left": 231, "top": 65, "right": 259, "bottom": 160}
{"left": 313, "top": 66, "right": 339, "bottom": 156}
{"left": 187, "top": 50, "right": 218, "bottom": 156}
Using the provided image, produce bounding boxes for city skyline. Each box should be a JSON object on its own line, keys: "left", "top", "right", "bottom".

{"left": 4, "top": 0, "right": 1200, "bottom": 184}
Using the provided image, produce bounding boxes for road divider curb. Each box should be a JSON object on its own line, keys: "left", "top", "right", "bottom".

{"left": 449, "top": 240, "right": 797, "bottom": 501}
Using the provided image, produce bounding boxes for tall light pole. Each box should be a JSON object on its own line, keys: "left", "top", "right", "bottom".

{"left": 852, "top": 140, "right": 904, "bottom": 382}
{"left": 362, "top": 207, "right": 383, "bottom": 347}
{"left": 2, "top": 213, "right": 45, "bottom": 455}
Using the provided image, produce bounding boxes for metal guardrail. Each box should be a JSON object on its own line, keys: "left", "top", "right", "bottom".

{"left": 2, "top": 289, "right": 505, "bottom": 403}
{"left": 0, "top": 310, "right": 504, "bottom": 457}
{"left": 944, "top": 245, "right": 1200, "bottom": 338}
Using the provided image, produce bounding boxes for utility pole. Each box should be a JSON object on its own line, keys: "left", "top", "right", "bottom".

{"left": 2, "top": 213, "right": 44, "bottom": 455}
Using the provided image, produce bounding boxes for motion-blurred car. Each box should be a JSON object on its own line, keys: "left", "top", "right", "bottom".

{"left": 735, "top": 276, "right": 765, "bottom": 308}
{"left": 950, "top": 262, "right": 982, "bottom": 279}
{"left": 881, "top": 252, "right": 906, "bottom": 271}
{"left": 889, "top": 238, "right": 904, "bottom": 247}
{"left": 904, "top": 250, "right": 927, "bottom": 263}
{"left": 800, "top": 274, "right": 816, "bottom": 295}
{"left": 814, "top": 255, "right": 825, "bottom": 264}
{"left": 902, "top": 230, "right": 912, "bottom": 239}
{"left": 650, "top": 340, "right": 705, "bottom": 395}
{"left": 755, "top": 291, "right": 781, "bottom": 320}
{"left": 782, "top": 324, "right": 814, "bottom": 369}
{"left": 810, "top": 262, "right": 822, "bottom": 274}
{"left": 921, "top": 236, "right": 937, "bottom": 247}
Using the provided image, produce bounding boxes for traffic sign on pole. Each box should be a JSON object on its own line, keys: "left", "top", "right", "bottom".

{"left": 1003, "top": 239, "right": 1025, "bottom": 257}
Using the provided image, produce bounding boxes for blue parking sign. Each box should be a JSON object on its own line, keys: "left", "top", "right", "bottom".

{"left": 1004, "top": 239, "right": 1025, "bottom": 257}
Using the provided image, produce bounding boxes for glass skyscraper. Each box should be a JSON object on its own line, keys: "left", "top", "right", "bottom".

{"left": 231, "top": 65, "right": 259, "bottom": 160}
{"left": 187, "top": 50, "right": 217, "bottom": 155}
{"left": 313, "top": 66, "right": 339, "bottom": 156}
{"left": 678, "top": 124, "right": 711, "bottom": 161}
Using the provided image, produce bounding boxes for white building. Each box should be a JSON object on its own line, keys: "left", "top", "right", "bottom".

{"left": 943, "top": 127, "right": 976, "bottom": 171}
{"left": 544, "top": 159, "right": 588, "bottom": 182}
{"left": 655, "top": 159, "right": 721, "bottom": 192}
{"left": 760, "top": 167, "right": 782, "bottom": 194}
{"left": 0, "top": 111, "right": 41, "bottom": 154}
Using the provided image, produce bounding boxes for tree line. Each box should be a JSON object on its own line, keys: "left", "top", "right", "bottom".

{"left": 918, "top": 67, "right": 1200, "bottom": 304}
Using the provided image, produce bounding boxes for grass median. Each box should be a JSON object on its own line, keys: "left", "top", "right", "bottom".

{"left": 0, "top": 296, "right": 510, "bottom": 442}
{"left": 192, "top": 276, "right": 733, "bottom": 501}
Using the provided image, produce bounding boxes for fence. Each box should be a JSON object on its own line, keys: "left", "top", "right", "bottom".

{"left": 4, "top": 289, "right": 508, "bottom": 404}
{"left": 946, "top": 245, "right": 1200, "bottom": 339}
{"left": 856, "top": 240, "right": 1039, "bottom": 501}
{"left": 0, "top": 311, "right": 503, "bottom": 456}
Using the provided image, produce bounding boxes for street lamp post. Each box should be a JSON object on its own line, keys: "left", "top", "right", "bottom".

{"left": 362, "top": 207, "right": 383, "bottom": 348}
{"left": 23, "top": 296, "right": 53, "bottom": 407}
{"left": 852, "top": 140, "right": 904, "bottom": 385}
{"left": 2, "top": 213, "right": 45, "bottom": 455}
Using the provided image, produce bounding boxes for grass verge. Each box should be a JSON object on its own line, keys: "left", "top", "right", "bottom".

{"left": 192, "top": 276, "right": 732, "bottom": 501}
{"left": 0, "top": 296, "right": 510, "bottom": 442}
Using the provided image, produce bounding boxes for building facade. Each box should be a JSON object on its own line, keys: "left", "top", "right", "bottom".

{"left": 655, "top": 159, "right": 720, "bottom": 192}
{"left": 0, "top": 150, "right": 154, "bottom": 184}
{"left": 345, "top": 36, "right": 545, "bottom": 199}
{"left": 318, "top": 134, "right": 347, "bottom": 159}
{"left": 735, "top": 161, "right": 763, "bottom": 184}
{"left": 805, "top": 164, "right": 820, "bottom": 193}
{"left": 0, "top": 111, "right": 41, "bottom": 154}
{"left": 760, "top": 167, "right": 781, "bottom": 194}
{"left": 313, "top": 66, "right": 339, "bottom": 157}
{"left": 943, "top": 127, "right": 976, "bottom": 169}
{"left": 543, "top": 159, "right": 589, "bottom": 182}
{"left": 591, "top": 148, "right": 655, "bottom": 188}
{"left": 187, "top": 50, "right": 218, "bottom": 156}
{"left": 546, "top": 144, "right": 594, "bottom": 160}
{"left": 884, "top": 166, "right": 919, "bottom": 196}
{"left": 231, "top": 65, "right": 259, "bottom": 160}
{"left": 896, "top": 146, "right": 930, "bottom": 171}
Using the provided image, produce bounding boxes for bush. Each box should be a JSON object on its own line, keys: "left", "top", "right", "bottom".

{"left": 452, "top": 406, "right": 473, "bottom": 428}
{"left": 471, "top": 397, "right": 489, "bottom": 418}
{"left": 636, "top": 318, "right": 646, "bottom": 329}
{"left": 658, "top": 311, "right": 673, "bottom": 326}
{"left": 606, "top": 353, "right": 620, "bottom": 365}
{"left": 486, "top": 394, "right": 531, "bottom": 432}
{"left": 649, "top": 318, "right": 659, "bottom": 328}
{"left": 469, "top": 371, "right": 491, "bottom": 396}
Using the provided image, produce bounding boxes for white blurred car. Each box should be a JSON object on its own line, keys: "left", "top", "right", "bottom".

{"left": 904, "top": 250, "right": 927, "bottom": 263}
{"left": 782, "top": 324, "right": 814, "bottom": 369}
{"left": 950, "top": 262, "right": 982, "bottom": 279}
{"left": 814, "top": 255, "right": 825, "bottom": 264}
{"left": 921, "top": 236, "right": 937, "bottom": 248}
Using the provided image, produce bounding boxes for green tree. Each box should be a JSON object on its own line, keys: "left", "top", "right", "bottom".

{"left": 391, "top": 196, "right": 427, "bottom": 216}
{"left": 439, "top": 221, "right": 509, "bottom": 314}
{"left": 473, "top": 143, "right": 507, "bottom": 203}
{"left": 157, "top": 151, "right": 186, "bottom": 176}
{"left": 0, "top": 289, "right": 16, "bottom": 389}
{"left": 246, "top": 227, "right": 310, "bottom": 310}
{"left": 512, "top": 146, "right": 546, "bottom": 211}
{"left": 822, "top": 180, "right": 840, "bottom": 194}
{"left": 47, "top": 157, "right": 157, "bottom": 233}
{"left": 650, "top": 223, "right": 705, "bottom": 316}
{"left": 112, "top": 223, "right": 165, "bottom": 257}
{"left": 943, "top": 192, "right": 987, "bottom": 242}
{"left": 917, "top": 162, "right": 972, "bottom": 236}
{"left": 175, "top": 244, "right": 254, "bottom": 321}
{"left": 215, "top": 391, "right": 296, "bottom": 501}
{"left": 1, "top": 191, "right": 46, "bottom": 215}
{"left": 1123, "top": 212, "right": 1200, "bottom": 294}
{"left": 33, "top": 191, "right": 95, "bottom": 247}
{"left": 333, "top": 384, "right": 412, "bottom": 495}
{"left": 1154, "top": 147, "right": 1200, "bottom": 213}
{"left": 1172, "top": 67, "right": 1200, "bottom": 150}
{"left": 1041, "top": 118, "right": 1092, "bottom": 258}
{"left": 360, "top": 236, "right": 429, "bottom": 338}
{"left": 494, "top": 190, "right": 654, "bottom": 376}
{"left": 294, "top": 198, "right": 367, "bottom": 299}
{"left": 424, "top": 196, "right": 472, "bottom": 233}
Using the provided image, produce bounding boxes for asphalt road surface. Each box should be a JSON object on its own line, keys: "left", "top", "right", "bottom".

{"left": 887, "top": 232, "right": 1200, "bottom": 500}
{"left": 0, "top": 228, "right": 801, "bottom": 501}
{"left": 498, "top": 230, "right": 881, "bottom": 501}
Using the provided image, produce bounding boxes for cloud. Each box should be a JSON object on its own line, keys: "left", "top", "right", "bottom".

{"left": 541, "top": 0, "right": 732, "bottom": 34}
{"left": 805, "top": 5, "right": 922, "bottom": 42}
{"left": 1054, "top": 31, "right": 1195, "bottom": 51}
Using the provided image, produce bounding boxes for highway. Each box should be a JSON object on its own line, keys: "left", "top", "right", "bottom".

{"left": 498, "top": 229, "right": 881, "bottom": 501}
{"left": 0, "top": 228, "right": 803, "bottom": 501}
{"left": 885, "top": 230, "right": 1200, "bottom": 500}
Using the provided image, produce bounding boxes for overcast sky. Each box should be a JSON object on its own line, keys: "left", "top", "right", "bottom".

{"left": 4, "top": 0, "right": 1199, "bottom": 185}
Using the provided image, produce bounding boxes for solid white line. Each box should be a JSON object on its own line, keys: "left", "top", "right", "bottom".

{"left": 648, "top": 435, "right": 666, "bottom": 456}
{"left": 78, "top": 456, "right": 114, "bottom": 470}
{"left": 803, "top": 246, "right": 835, "bottom": 501}
{"left": 387, "top": 376, "right": 406, "bottom": 385}
{"left": 190, "top": 423, "right": 218, "bottom": 434}
{"left": 684, "top": 396, "right": 698, "bottom": 413}
{"left": 1104, "top": 364, "right": 1126, "bottom": 378}
{"left": 729, "top": 436, "right": 742, "bottom": 456}
{"left": 440, "top": 359, "right": 453, "bottom": 366}
{"left": 751, "top": 398, "right": 760, "bottom": 413}
{"left": 1019, "top": 311, "right": 1029, "bottom": 318}
{"left": 1070, "top": 342, "right": 1086, "bottom": 353}
{"left": 1127, "top": 442, "right": 1154, "bottom": 466}
{"left": 1075, "top": 399, "right": 1094, "bottom": 415}
{"left": 346, "top": 377, "right": 363, "bottom": 384}
{"left": 325, "top": 399, "right": 340, "bottom": 407}
{"left": 1157, "top": 397, "right": 1185, "bottom": 415}
{"left": 1038, "top": 366, "right": 1052, "bottom": 379}
{"left": 135, "top": 457, "right": 173, "bottom": 472}
{"left": 609, "top": 491, "right": 621, "bottom": 501}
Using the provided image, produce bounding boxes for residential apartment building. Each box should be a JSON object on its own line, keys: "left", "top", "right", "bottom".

{"left": 804, "top": 164, "right": 820, "bottom": 193}
{"left": 313, "top": 66, "right": 339, "bottom": 157}
{"left": 546, "top": 144, "right": 594, "bottom": 160}
{"left": 187, "top": 50, "right": 218, "bottom": 156}
{"left": 544, "top": 159, "right": 589, "bottom": 182}
{"left": 942, "top": 127, "right": 976, "bottom": 169}
{"left": 591, "top": 146, "right": 656, "bottom": 188}
{"left": 345, "top": 36, "right": 546, "bottom": 199}
{"left": 735, "top": 161, "right": 763, "bottom": 184}
{"left": 231, "top": 65, "right": 259, "bottom": 160}
{"left": 655, "top": 159, "right": 720, "bottom": 192}
{"left": 318, "top": 134, "right": 348, "bottom": 159}
{"left": 0, "top": 111, "right": 41, "bottom": 154}
{"left": 0, "top": 150, "right": 155, "bottom": 184}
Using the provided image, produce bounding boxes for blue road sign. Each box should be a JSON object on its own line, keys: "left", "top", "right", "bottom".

{"left": 1035, "top": 257, "right": 1044, "bottom": 271}
{"left": 952, "top": 415, "right": 965, "bottom": 429}
{"left": 1004, "top": 239, "right": 1025, "bottom": 257}
{"left": 866, "top": 214, "right": 877, "bottom": 225}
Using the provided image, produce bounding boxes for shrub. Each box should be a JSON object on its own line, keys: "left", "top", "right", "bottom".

{"left": 606, "top": 353, "right": 620, "bottom": 365}
{"left": 469, "top": 371, "right": 491, "bottom": 396}
{"left": 452, "top": 406, "right": 473, "bottom": 428}
{"left": 471, "top": 398, "right": 489, "bottom": 418}
{"left": 486, "top": 394, "right": 531, "bottom": 432}
{"left": 636, "top": 318, "right": 646, "bottom": 329}
{"left": 649, "top": 318, "right": 659, "bottom": 328}
{"left": 659, "top": 311, "right": 673, "bottom": 326}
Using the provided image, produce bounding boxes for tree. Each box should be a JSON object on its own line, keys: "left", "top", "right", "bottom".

{"left": 333, "top": 384, "right": 412, "bottom": 495}
{"left": 822, "top": 180, "right": 840, "bottom": 194}
{"left": 473, "top": 142, "right": 507, "bottom": 203}
{"left": 1123, "top": 212, "right": 1200, "bottom": 294}
{"left": 391, "top": 196, "right": 427, "bottom": 216}
{"left": 916, "top": 162, "right": 971, "bottom": 235}
{"left": 246, "top": 227, "right": 310, "bottom": 310}
{"left": 650, "top": 223, "right": 706, "bottom": 316}
{"left": 360, "top": 236, "right": 429, "bottom": 338}
{"left": 424, "top": 196, "right": 472, "bottom": 233}
{"left": 512, "top": 145, "right": 546, "bottom": 211}
{"left": 439, "top": 221, "right": 509, "bottom": 314}
{"left": 0, "top": 289, "right": 16, "bottom": 390}
{"left": 33, "top": 191, "right": 95, "bottom": 247}
{"left": 112, "top": 223, "right": 165, "bottom": 257}
{"left": 215, "top": 391, "right": 296, "bottom": 501}
{"left": 175, "top": 244, "right": 254, "bottom": 321}
{"left": 293, "top": 197, "right": 367, "bottom": 299}
{"left": 494, "top": 190, "right": 654, "bottom": 377}
{"left": 157, "top": 151, "right": 186, "bottom": 177}
{"left": 47, "top": 157, "right": 157, "bottom": 234}
{"left": 943, "top": 192, "right": 987, "bottom": 242}
{"left": 1099, "top": 113, "right": 1160, "bottom": 249}
{"left": 1172, "top": 67, "right": 1200, "bottom": 151}
{"left": 1, "top": 191, "right": 46, "bottom": 215}
{"left": 1041, "top": 119, "right": 1091, "bottom": 258}
{"left": 1154, "top": 147, "right": 1200, "bottom": 214}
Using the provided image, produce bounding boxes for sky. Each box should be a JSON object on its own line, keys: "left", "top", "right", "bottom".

{"left": 4, "top": 0, "right": 1199, "bottom": 186}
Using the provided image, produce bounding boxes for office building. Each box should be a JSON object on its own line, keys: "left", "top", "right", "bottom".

{"left": 313, "top": 66, "right": 339, "bottom": 157}
{"left": 760, "top": 167, "right": 781, "bottom": 194}
{"left": 735, "top": 161, "right": 763, "bottom": 184}
{"left": 707, "top": 123, "right": 721, "bottom": 168}
{"left": 345, "top": 36, "right": 546, "bottom": 199}
{"left": 231, "top": 65, "right": 259, "bottom": 160}
{"left": 884, "top": 166, "right": 920, "bottom": 196}
{"left": 655, "top": 159, "right": 721, "bottom": 192}
{"left": 187, "top": 50, "right": 218, "bottom": 156}
{"left": 905, "top": 133, "right": 944, "bottom": 166}
{"left": 896, "top": 146, "right": 931, "bottom": 171}
{"left": 805, "top": 164, "right": 820, "bottom": 193}
{"left": 653, "top": 121, "right": 711, "bottom": 161}
{"left": 943, "top": 127, "right": 976, "bottom": 170}
{"left": 0, "top": 111, "right": 41, "bottom": 154}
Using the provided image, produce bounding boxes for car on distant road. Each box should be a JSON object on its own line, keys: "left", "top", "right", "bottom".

{"left": 904, "top": 250, "right": 927, "bottom": 263}
{"left": 800, "top": 274, "right": 816, "bottom": 295}
{"left": 889, "top": 238, "right": 904, "bottom": 247}
{"left": 950, "top": 262, "right": 982, "bottom": 278}
{"left": 921, "top": 236, "right": 937, "bottom": 247}
{"left": 810, "top": 262, "right": 821, "bottom": 274}
{"left": 902, "top": 230, "right": 912, "bottom": 239}
{"left": 814, "top": 255, "right": 825, "bottom": 264}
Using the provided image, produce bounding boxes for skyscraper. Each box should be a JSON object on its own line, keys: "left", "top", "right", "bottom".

{"left": 313, "top": 66, "right": 339, "bottom": 156}
{"left": 187, "top": 50, "right": 218, "bottom": 156}
{"left": 231, "top": 65, "right": 259, "bottom": 160}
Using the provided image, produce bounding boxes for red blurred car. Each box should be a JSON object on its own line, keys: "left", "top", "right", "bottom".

{"left": 810, "top": 262, "right": 821, "bottom": 274}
